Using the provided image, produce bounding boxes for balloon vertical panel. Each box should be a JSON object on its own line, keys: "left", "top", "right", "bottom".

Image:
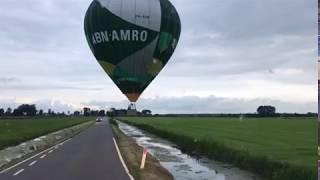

{"left": 84, "top": 0, "right": 181, "bottom": 102}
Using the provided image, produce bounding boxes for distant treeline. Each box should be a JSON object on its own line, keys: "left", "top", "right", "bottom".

{"left": 0, "top": 104, "right": 107, "bottom": 117}
{"left": 151, "top": 113, "right": 317, "bottom": 118}
{"left": 0, "top": 104, "right": 316, "bottom": 118}
{"left": 150, "top": 105, "right": 317, "bottom": 118}
{"left": 0, "top": 104, "right": 152, "bottom": 118}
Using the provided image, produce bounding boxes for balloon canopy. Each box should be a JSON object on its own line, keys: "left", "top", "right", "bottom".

{"left": 84, "top": 0, "right": 181, "bottom": 102}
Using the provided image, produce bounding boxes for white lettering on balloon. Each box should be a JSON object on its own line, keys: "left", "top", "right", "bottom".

{"left": 92, "top": 30, "right": 148, "bottom": 45}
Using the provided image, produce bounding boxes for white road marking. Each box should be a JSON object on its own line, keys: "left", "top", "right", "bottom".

{"left": 40, "top": 154, "right": 46, "bottom": 159}
{"left": 56, "top": 138, "right": 71, "bottom": 147}
{"left": 48, "top": 150, "right": 53, "bottom": 154}
{"left": 28, "top": 160, "right": 37, "bottom": 166}
{"left": 13, "top": 169, "right": 24, "bottom": 176}
{"left": 0, "top": 138, "right": 71, "bottom": 174}
{"left": 113, "top": 138, "right": 135, "bottom": 180}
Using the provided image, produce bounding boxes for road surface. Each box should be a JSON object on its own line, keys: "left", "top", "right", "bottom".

{"left": 0, "top": 118, "right": 131, "bottom": 180}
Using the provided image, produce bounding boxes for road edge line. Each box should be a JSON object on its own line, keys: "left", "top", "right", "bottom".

{"left": 113, "top": 137, "right": 135, "bottom": 180}
{"left": 13, "top": 168, "right": 24, "bottom": 176}
{"left": 0, "top": 138, "right": 71, "bottom": 174}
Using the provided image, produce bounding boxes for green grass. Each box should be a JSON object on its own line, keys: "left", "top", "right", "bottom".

{"left": 0, "top": 116, "right": 93, "bottom": 150}
{"left": 120, "top": 117, "right": 317, "bottom": 180}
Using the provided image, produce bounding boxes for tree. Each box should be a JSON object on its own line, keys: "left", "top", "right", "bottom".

{"left": 15, "top": 104, "right": 37, "bottom": 116}
{"left": 13, "top": 109, "right": 23, "bottom": 116}
{"left": 90, "top": 110, "right": 99, "bottom": 116}
{"left": 5, "top": 108, "right": 12, "bottom": 116}
{"left": 106, "top": 110, "right": 114, "bottom": 118}
{"left": 107, "top": 108, "right": 116, "bottom": 118}
{"left": 38, "top": 109, "right": 43, "bottom": 116}
{"left": 48, "top": 109, "right": 52, "bottom": 115}
{"left": 0, "top": 108, "right": 4, "bottom": 116}
{"left": 142, "top": 109, "right": 152, "bottom": 116}
{"left": 98, "top": 110, "right": 105, "bottom": 116}
{"left": 73, "top": 111, "right": 80, "bottom": 116}
{"left": 257, "top": 106, "right": 276, "bottom": 116}
{"left": 83, "top": 107, "right": 91, "bottom": 116}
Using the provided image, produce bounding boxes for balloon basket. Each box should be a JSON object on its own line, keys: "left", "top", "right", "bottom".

{"left": 128, "top": 103, "right": 136, "bottom": 110}
{"left": 127, "top": 103, "right": 137, "bottom": 116}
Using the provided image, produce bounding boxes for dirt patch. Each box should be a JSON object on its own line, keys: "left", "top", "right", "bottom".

{"left": 112, "top": 125, "right": 173, "bottom": 180}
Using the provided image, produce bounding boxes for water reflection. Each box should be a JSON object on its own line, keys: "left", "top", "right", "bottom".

{"left": 118, "top": 121, "right": 261, "bottom": 180}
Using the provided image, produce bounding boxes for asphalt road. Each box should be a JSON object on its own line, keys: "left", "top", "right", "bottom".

{"left": 0, "top": 118, "right": 131, "bottom": 180}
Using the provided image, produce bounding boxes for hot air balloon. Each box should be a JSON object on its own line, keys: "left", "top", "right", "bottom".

{"left": 84, "top": 0, "right": 181, "bottom": 103}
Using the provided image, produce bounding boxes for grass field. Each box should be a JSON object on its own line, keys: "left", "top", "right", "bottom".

{"left": 120, "top": 117, "right": 317, "bottom": 180}
{"left": 0, "top": 116, "right": 93, "bottom": 150}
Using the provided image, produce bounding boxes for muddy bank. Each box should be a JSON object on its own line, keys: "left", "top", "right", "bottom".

{"left": 111, "top": 123, "right": 174, "bottom": 180}
{"left": 117, "top": 120, "right": 262, "bottom": 180}
{"left": 120, "top": 119, "right": 315, "bottom": 180}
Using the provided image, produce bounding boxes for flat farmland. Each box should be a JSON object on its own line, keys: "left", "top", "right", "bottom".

{"left": 120, "top": 117, "right": 317, "bottom": 180}
{"left": 0, "top": 117, "right": 93, "bottom": 150}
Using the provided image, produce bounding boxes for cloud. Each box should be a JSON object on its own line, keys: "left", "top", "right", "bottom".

{"left": 173, "top": 0, "right": 315, "bottom": 40}
{"left": 82, "top": 95, "right": 317, "bottom": 114}
{"left": 0, "top": 77, "right": 17, "bottom": 83}
{"left": 0, "top": 98, "right": 75, "bottom": 113}
{"left": 34, "top": 99, "right": 75, "bottom": 113}
{"left": 0, "top": 0, "right": 316, "bottom": 113}
{"left": 0, "top": 99, "right": 18, "bottom": 110}
{"left": 2, "top": 95, "right": 315, "bottom": 114}
{"left": 0, "top": 84, "right": 103, "bottom": 91}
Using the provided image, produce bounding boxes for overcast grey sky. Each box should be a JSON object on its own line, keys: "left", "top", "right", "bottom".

{"left": 0, "top": 0, "right": 317, "bottom": 113}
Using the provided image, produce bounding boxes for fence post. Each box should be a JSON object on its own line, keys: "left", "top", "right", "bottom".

{"left": 140, "top": 148, "right": 148, "bottom": 169}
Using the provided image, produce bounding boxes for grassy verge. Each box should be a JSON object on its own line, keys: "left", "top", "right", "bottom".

{"left": 111, "top": 119, "right": 174, "bottom": 180}
{"left": 119, "top": 117, "right": 317, "bottom": 180}
{"left": 0, "top": 116, "right": 94, "bottom": 149}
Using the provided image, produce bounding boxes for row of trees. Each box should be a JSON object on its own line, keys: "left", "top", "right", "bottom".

{"left": 0, "top": 104, "right": 38, "bottom": 116}
{"left": 150, "top": 106, "right": 316, "bottom": 118}
{"left": 257, "top": 106, "right": 276, "bottom": 116}
{"left": 82, "top": 107, "right": 106, "bottom": 116}
{"left": 0, "top": 104, "right": 153, "bottom": 117}
{"left": 0, "top": 104, "right": 103, "bottom": 117}
{"left": 0, "top": 104, "right": 315, "bottom": 117}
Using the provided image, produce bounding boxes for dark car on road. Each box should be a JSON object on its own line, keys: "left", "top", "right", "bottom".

{"left": 96, "top": 117, "right": 102, "bottom": 122}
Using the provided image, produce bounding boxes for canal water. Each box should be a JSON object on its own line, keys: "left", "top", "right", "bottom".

{"left": 117, "top": 121, "right": 262, "bottom": 180}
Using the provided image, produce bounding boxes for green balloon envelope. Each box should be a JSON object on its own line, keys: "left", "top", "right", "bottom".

{"left": 84, "top": 0, "right": 181, "bottom": 102}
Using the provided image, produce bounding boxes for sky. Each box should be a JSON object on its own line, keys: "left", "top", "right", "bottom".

{"left": 0, "top": 0, "right": 317, "bottom": 114}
